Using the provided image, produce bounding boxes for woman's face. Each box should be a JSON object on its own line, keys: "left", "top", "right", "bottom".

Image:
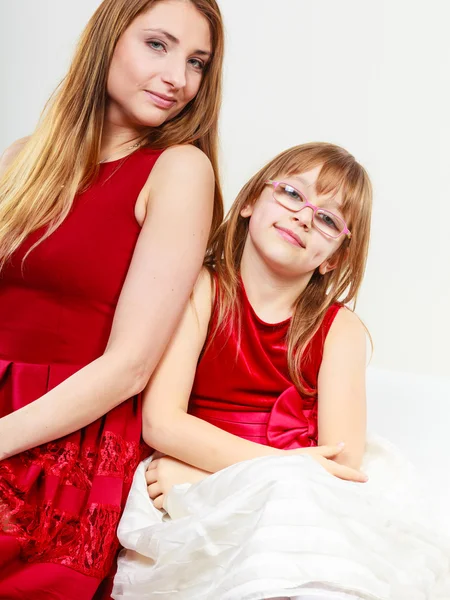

{"left": 106, "top": 0, "right": 212, "bottom": 129}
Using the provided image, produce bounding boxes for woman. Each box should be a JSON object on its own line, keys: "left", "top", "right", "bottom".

{"left": 0, "top": 0, "right": 224, "bottom": 598}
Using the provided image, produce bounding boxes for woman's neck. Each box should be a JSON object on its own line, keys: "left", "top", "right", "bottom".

{"left": 100, "top": 118, "right": 145, "bottom": 162}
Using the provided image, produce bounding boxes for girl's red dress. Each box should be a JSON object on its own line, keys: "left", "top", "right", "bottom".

{"left": 189, "top": 282, "right": 341, "bottom": 449}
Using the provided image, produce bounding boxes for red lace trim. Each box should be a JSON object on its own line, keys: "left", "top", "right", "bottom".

{"left": 0, "top": 431, "right": 141, "bottom": 578}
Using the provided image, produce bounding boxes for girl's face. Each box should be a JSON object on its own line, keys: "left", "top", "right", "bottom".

{"left": 241, "top": 165, "right": 348, "bottom": 279}
{"left": 106, "top": 0, "right": 211, "bottom": 129}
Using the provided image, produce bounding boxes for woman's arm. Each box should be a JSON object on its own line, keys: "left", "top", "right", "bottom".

{"left": 317, "top": 308, "right": 368, "bottom": 470}
{"left": 0, "top": 145, "right": 214, "bottom": 460}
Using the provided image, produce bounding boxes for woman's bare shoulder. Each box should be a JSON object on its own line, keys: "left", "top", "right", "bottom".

{"left": 0, "top": 137, "right": 30, "bottom": 175}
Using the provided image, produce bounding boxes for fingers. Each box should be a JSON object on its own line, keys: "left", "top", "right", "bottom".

{"left": 145, "top": 462, "right": 159, "bottom": 485}
{"left": 145, "top": 457, "right": 171, "bottom": 507}
{"left": 328, "top": 461, "right": 368, "bottom": 483}
{"left": 147, "top": 481, "right": 162, "bottom": 499}
{"left": 148, "top": 482, "right": 165, "bottom": 510}
{"left": 146, "top": 453, "right": 165, "bottom": 473}
{"left": 146, "top": 458, "right": 160, "bottom": 472}
{"left": 310, "top": 443, "right": 345, "bottom": 459}
{"left": 153, "top": 494, "right": 165, "bottom": 510}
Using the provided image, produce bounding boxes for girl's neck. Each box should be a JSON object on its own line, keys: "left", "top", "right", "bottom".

{"left": 240, "top": 248, "right": 312, "bottom": 325}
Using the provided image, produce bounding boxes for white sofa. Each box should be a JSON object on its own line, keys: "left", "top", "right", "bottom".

{"left": 366, "top": 366, "right": 450, "bottom": 525}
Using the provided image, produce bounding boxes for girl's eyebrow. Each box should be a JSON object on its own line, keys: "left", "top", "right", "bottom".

{"left": 143, "top": 28, "right": 211, "bottom": 57}
{"left": 292, "top": 175, "right": 310, "bottom": 186}
{"left": 288, "top": 176, "right": 343, "bottom": 209}
{"left": 318, "top": 196, "right": 342, "bottom": 209}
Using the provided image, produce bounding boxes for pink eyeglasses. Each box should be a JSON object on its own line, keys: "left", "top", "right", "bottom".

{"left": 265, "top": 180, "right": 351, "bottom": 239}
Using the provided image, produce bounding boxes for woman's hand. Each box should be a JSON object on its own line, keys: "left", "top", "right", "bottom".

{"left": 292, "top": 443, "right": 368, "bottom": 482}
{"left": 146, "top": 455, "right": 210, "bottom": 509}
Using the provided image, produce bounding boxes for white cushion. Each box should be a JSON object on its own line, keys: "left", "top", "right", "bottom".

{"left": 366, "top": 366, "right": 450, "bottom": 517}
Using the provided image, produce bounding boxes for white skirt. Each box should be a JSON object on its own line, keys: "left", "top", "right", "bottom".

{"left": 112, "top": 435, "right": 450, "bottom": 600}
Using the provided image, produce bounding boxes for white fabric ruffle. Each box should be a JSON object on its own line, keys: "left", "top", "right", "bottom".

{"left": 112, "top": 435, "right": 450, "bottom": 600}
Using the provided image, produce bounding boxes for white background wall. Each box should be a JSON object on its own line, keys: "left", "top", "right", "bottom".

{"left": 1, "top": 0, "right": 449, "bottom": 381}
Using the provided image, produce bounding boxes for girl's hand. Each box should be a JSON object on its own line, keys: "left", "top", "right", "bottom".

{"left": 293, "top": 444, "right": 368, "bottom": 483}
{"left": 145, "top": 455, "right": 210, "bottom": 509}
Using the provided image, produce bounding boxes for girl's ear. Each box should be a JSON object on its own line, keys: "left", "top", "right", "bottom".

{"left": 240, "top": 203, "right": 253, "bottom": 218}
{"left": 318, "top": 259, "right": 337, "bottom": 275}
{"left": 318, "top": 246, "right": 349, "bottom": 275}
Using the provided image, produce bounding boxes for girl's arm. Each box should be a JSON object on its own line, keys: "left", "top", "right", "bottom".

{"left": 317, "top": 307, "right": 368, "bottom": 470}
{"left": 142, "top": 271, "right": 354, "bottom": 475}
{"left": 0, "top": 144, "right": 214, "bottom": 460}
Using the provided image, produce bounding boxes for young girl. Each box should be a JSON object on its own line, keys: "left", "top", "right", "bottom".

{"left": 113, "top": 143, "right": 450, "bottom": 600}
{"left": 0, "top": 0, "right": 224, "bottom": 597}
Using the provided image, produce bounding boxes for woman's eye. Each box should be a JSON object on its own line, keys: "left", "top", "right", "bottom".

{"left": 147, "top": 40, "right": 165, "bottom": 52}
{"left": 189, "top": 58, "right": 205, "bottom": 71}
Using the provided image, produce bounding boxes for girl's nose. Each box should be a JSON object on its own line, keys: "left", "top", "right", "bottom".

{"left": 292, "top": 205, "right": 314, "bottom": 229}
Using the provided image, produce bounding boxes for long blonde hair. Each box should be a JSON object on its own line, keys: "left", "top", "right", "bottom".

{"left": 206, "top": 142, "right": 373, "bottom": 393}
{"left": 0, "top": 0, "right": 224, "bottom": 271}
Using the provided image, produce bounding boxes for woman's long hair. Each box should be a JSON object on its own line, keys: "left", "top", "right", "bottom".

{"left": 205, "top": 142, "right": 373, "bottom": 393}
{"left": 0, "top": 0, "right": 224, "bottom": 270}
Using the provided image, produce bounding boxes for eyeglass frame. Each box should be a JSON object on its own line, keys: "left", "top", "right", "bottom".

{"left": 265, "top": 179, "right": 352, "bottom": 240}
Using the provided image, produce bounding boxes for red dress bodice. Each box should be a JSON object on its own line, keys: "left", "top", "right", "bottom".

{"left": 0, "top": 148, "right": 163, "bottom": 585}
{"left": 189, "top": 282, "right": 341, "bottom": 449}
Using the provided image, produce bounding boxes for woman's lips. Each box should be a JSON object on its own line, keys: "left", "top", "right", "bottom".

{"left": 144, "top": 90, "right": 177, "bottom": 109}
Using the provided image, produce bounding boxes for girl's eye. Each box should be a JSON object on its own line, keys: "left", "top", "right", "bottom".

{"left": 147, "top": 40, "right": 165, "bottom": 52}
{"left": 318, "top": 212, "right": 339, "bottom": 230}
{"left": 282, "top": 185, "right": 302, "bottom": 201}
{"left": 189, "top": 58, "right": 205, "bottom": 71}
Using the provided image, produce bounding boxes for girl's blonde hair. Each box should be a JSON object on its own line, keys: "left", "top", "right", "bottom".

{"left": 206, "top": 142, "right": 373, "bottom": 393}
{"left": 0, "top": 0, "right": 224, "bottom": 270}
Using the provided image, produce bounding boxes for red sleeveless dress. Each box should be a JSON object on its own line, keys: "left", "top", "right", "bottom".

{"left": 189, "top": 283, "right": 341, "bottom": 450}
{"left": 0, "top": 148, "right": 163, "bottom": 599}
